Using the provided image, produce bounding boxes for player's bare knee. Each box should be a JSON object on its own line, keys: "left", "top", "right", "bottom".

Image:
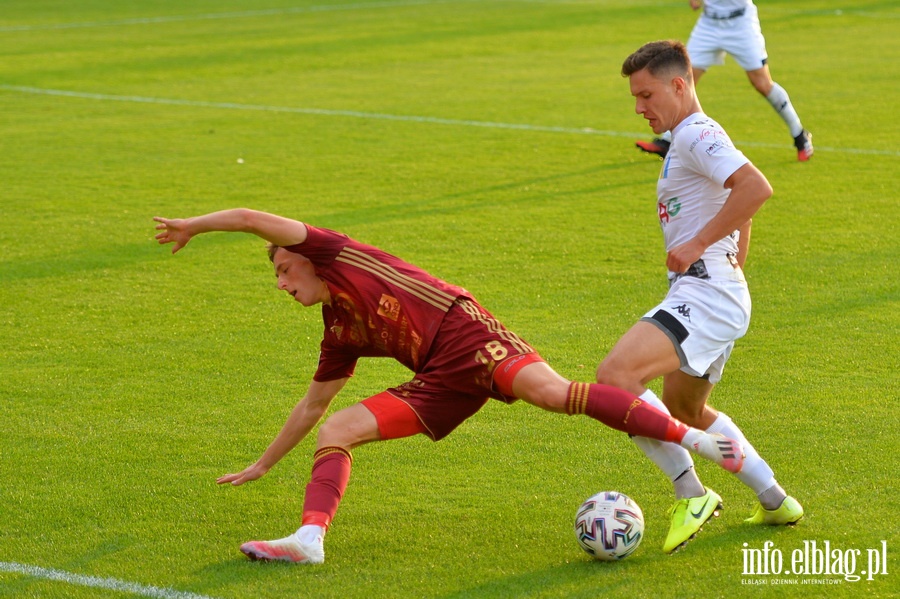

{"left": 317, "top": 414, "right": 365, "bottom": 447}
{"left": 595, "top": 360, "right": 631, "bottom": 389}
{"left": 315, "top": 419, "right": 343, "bottom": 447}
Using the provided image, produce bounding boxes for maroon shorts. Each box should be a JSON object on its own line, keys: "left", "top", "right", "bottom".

{"left": 375, "top": 298, "right": 543, "bottom": 441}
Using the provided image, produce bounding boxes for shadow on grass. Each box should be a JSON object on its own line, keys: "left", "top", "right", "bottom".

{"left": 436, "top": 556, "right": 646, "bottom": 599}
{"left": 435, "top": 521, "right": 815, "bottom": 599}
{"left": 0, "top": 160, "right": 645, "bottom": 285}
{"left": 316, "top": 161, "right": 648, "bottom": 231}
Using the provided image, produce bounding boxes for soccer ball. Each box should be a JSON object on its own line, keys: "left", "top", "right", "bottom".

{"left": 574, "top": 491, "right": 644, "bottom": 560}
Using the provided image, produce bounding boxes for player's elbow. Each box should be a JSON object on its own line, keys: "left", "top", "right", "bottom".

{"left": 235, "top": 208, "right": 263, "bottom": 231}
{"left": 760, "top": 179, "right": 774, "bottom": 202}
{"left": 750, "top": 168, "right": 774, "bottom": 203}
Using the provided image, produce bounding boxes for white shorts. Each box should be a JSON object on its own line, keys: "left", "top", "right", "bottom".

{"left": 641, "top": 263, "right": 751, "bottom": 384}
{"left": 687, "top": 3, "right": 768, "bottom": 72}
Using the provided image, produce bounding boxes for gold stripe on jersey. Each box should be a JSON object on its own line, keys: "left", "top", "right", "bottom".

{"left": 566, "top": 382, "right": 590, "bottom": 416}
{"left": 335, "top": 247, "right": 456, "bottom": 312}
{"left": 456, "top": 299, "right": 534, "bottom": 355}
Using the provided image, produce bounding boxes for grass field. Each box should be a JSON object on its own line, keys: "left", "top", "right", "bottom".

{"left": 1, "top": 1, "right": 898, "bottom": 597}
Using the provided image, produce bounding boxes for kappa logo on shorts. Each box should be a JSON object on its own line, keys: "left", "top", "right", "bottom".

{"left": 673, "top": 304, "right": 692, "bottom": 321}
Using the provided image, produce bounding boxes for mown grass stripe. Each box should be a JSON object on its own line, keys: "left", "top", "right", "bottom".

{"left": 0, "top": 0, "right": 468, "bottom": 32}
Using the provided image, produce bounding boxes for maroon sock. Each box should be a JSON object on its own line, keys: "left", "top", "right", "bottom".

{"left": 301, "top": 446, "right": 352, "bottom": 530}
{"left": 566, "top": 382, "right": 689, "bottom": 443}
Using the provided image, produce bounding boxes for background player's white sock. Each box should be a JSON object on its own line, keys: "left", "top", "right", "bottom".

{"left": 705, "top": 412, "right": 786, "bottom": 509}
{"left": 631, "top": 389, "right": 704, "bottom": 499}
{"left": 766, "top": 82, "right": 804, "bottom": 138}
{"left": 659, "top": 130, "right": 673, "bottom": 143}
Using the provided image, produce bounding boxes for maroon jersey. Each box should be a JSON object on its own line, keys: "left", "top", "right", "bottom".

{"left": 283, "top": 226, "right": 470, "bottom": 381}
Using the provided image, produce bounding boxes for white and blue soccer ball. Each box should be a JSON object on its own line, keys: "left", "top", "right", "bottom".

{"left": 574, "top": 491, "right": 644, "bottom": 560}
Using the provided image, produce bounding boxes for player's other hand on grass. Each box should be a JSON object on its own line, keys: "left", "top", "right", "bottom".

{"left": 153, "top": 216, "right": 193, "bottom": 254}
{"left": 217, "top": 462, "right": 270, "bottom": 486}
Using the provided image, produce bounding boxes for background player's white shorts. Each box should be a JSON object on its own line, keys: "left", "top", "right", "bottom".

{"left": 687, "top": 4, "right": 768, "bottom": 72}
{"left": 641, "top": 275, "right": 751, "bottom": 384}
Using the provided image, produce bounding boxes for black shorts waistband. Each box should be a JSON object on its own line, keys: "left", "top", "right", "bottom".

{"left": 704, "top": 7, "right": 746, "bottom": 19}
{"left": 669, "top": 255, "right": 741, "bottom": 285}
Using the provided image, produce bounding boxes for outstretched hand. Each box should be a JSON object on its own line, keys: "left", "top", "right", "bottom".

{"left": 153, "top": 216, "right": 193, "bottom": 254}
{"left": 216, "top": 462, "right": 270, "bottom": 487}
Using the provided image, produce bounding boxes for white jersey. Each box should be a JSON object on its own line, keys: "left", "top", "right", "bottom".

{"left": 656, "top": 112, "right": 749, "bottom": 261}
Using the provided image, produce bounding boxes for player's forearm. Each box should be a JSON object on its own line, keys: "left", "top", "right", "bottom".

{"left": 695, "top": 168, "right": 772, "bottom": 250}
{"left": 183, "top": 209, "right": 256, "bottom": 236}
{"left": 694, "top": 201, "right": 761, "bottom": 251}
{"left": 256, "top": 400, "right": 329, "bottom": 469}
{"left": 255, "top": 378, "right": 346, "bottom": 470}
{"left": 186, "top": 208, "right": 308, "bottom": 246}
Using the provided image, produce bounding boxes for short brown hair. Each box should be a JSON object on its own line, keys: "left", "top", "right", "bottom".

{"left": 622, "top": 40, "right": 692, "bottom": 80}
{"left": 266, "top": 242, "right": 279, "bottom": 263}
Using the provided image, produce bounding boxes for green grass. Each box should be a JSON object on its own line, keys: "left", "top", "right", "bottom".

{"left": 1, "top": 1, "right": 897, "bottom": 597}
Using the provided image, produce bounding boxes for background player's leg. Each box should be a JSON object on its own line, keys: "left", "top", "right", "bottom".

{"left": 747, "top": 66, "right": 812, "bottom": 160}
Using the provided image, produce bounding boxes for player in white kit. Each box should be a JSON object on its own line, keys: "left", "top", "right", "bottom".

{"left": 602, "top": 40, "right": 803, "bottom": 553}
{"left": 636, "top": 0, "right": 813, "bottom": 162}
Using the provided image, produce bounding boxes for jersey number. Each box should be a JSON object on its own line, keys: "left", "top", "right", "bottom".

{"left": 476, "top": 340, "right": 508, "bottom": 368}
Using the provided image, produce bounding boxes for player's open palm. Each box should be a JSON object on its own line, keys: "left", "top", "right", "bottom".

{"left": 217, "top": 463, "right": 270, "bottom": 487}
{"left": 153, "top": 216, "right": 193, "bottom": 254}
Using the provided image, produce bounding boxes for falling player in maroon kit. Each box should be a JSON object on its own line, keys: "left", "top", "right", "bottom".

{"left": 154, "top": 208, "right": 744, "bottom": 564}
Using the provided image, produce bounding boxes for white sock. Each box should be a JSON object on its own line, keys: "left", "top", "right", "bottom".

{"left": 631, "top": 390, "right": 703, "bottom": 499}
{"left": 296, "top": 524, "right": 324, "bottom": 545}
{"left": 705, "top": 412, "right": 785, "bottom": 508}
{"left": 766, "top": 82, "right": 804, "bottom": 138}
{"left": 660, "top": 130, "right": 673, "bottom": 143}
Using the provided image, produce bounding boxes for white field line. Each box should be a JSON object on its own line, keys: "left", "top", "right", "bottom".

{"left": 1, "top": 84, "right": 897, "bottom": 158}
{"left": 0, "top": 561, "right": 219, "bottom": 599}
{"left": 0, "top": 84, "right": 634, "bottom": 137}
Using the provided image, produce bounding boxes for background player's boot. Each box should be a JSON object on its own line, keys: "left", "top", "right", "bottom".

{"left": 744, "top": 496, "right": 804, "bottom": 525}
{"left": 636, "top": 138, "right": 671, "bottom": 158}
{"left": 794, "top": 130, "right": 814, "bottom": 161}
{"left": 240, "top": 532, "right": 325, "bottom": 564}
{"left": 663, "top": 488, "right": 722, "bottom": 553}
